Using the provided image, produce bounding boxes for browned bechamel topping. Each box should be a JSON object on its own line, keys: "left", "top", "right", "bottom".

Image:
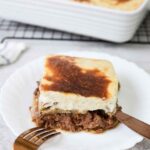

{"left": 41, "top": 56, "right": 111, "bottom": 99}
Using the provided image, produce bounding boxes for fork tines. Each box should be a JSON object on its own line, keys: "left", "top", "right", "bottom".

{"left": 14, "top": 127, "right": 60, "bottom": 150}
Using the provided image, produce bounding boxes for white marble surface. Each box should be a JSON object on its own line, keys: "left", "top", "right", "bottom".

{"left": 0, "top": 40, "right": 150, "bottom": 150}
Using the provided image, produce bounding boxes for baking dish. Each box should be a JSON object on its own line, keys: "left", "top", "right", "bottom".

{"left": 0, "top": 0, "right": 149, "bottom": 43}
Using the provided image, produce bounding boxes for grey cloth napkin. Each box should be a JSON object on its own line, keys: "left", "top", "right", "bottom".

{"left": 0, "top": 41, "right": 27, "bottom": 66}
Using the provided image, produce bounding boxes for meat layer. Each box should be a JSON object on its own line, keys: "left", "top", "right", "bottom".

{"left": 33, "top": 110, "right": 119, "bottom": 133}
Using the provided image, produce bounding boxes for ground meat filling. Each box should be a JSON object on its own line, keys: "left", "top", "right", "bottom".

{"left": 34, "top": 110, "right": 119, "bottom": 133}
{"left": 32, "top": 85, "right": 119, "bottom": 133}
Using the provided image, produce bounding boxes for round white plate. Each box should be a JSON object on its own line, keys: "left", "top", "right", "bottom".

{"left": 0, "top": 51, "right": 150, "bottom": 150}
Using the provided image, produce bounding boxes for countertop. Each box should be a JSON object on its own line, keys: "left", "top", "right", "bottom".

{"left": 0, "top": 40, "right": 150, "bottom": 150}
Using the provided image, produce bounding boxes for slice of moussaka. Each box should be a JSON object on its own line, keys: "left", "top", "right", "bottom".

{"left": 30, "top": 55, "right": 120, "bottom": 133}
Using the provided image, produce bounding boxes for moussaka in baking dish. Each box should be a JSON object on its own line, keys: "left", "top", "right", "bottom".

{"left": 75, "top": 0, "right": 144, "bottom": 11}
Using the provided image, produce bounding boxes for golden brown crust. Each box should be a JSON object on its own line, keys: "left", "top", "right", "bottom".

{"left": 41, "top": 56, "right": 111, "bottom": 99}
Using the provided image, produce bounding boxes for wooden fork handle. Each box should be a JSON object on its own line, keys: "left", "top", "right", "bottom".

{"left": 115, "top": 110, "right": 150, "bottom": 139}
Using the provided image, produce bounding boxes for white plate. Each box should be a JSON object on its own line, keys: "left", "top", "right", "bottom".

{"left": 0, "top": 51, "right": 150, "bottom": 150}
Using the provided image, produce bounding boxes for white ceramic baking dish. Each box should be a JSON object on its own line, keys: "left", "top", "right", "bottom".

{"left": 0, "top": 0, "right": 149, "bottom": 43}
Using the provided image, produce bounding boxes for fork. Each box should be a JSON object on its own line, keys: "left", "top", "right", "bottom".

{"left": 13, "top": 127, "right": 60, "bottom": 150}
